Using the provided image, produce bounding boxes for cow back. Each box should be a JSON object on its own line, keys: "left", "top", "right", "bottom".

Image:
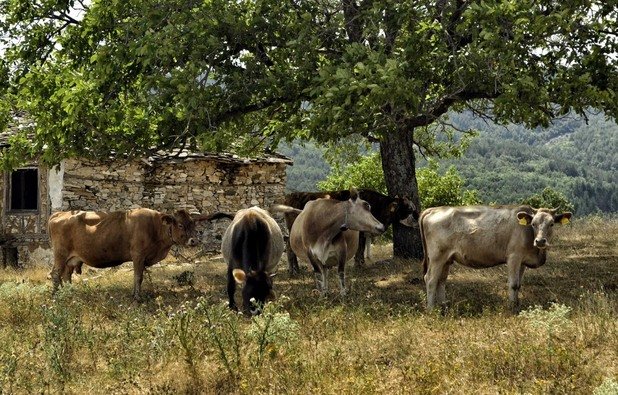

{"left": 222, "top": 207, "right": 284, "bottom": 274}
{"left": 48, "top": 208, "right": 171, "bottom": 268}
{"left": 421, "top": 205, "right": 538, "bottom": 269}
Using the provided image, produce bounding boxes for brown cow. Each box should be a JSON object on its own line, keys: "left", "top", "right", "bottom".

{"left": 420, "top": 205, "right": 572, "bottom": 311}
{"left": 218, "top": 206, "right": 285, "bottom": 315}
{"left": 282, "top": 189, "right": 418, "bottom": 273}
{"left": 274, "top": 188, "right": 385, "bottom": 296}
{"left": 48, "top": 208, "right": 207, "bottom": 300}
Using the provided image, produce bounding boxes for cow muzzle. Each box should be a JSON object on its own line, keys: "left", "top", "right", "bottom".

{"left": 187, "top": 237, "right": 199, "bottom": 247}
{"left": 534, "top": 238, "right": 548, "bottom": 249}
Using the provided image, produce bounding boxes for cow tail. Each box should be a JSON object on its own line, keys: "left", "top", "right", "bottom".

{"left": 419, "top": 210, "right": 429, "bottom": 275}
{"left": 231, "top": 215, "right": 271, "bottom": 272}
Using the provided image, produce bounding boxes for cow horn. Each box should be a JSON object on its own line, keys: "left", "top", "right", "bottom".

{"left": 349, "top": 187, "right": 358, "bottom": 201}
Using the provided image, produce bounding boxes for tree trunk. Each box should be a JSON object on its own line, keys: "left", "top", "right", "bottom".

{"left": 379, "top": 127, "right": 423, "bottom": 260}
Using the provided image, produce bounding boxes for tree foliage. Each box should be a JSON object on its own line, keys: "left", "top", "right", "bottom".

{"left": 1, "top": 0, "right": 616, "bottom": 167}
{"left": 318, "top": 152, "right": 480, "bottom": 209}
{"left": 521, "top": 187, "right": 575, "bottom": 214}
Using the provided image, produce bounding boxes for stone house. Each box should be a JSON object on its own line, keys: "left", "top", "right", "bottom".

{"left": 0, "top": 145, "right": 292, "bottom": 268}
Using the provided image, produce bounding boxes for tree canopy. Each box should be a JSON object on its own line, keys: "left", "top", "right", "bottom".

{"left": 1, "top": 0, "right": 616, "bottom": 257}
{"left": 1, "top": 0, "right": 616, "bottom": 164}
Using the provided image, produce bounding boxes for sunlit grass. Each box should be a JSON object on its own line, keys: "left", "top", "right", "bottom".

{"left": 0, "top": 216, "right": 616, "bottom": 393}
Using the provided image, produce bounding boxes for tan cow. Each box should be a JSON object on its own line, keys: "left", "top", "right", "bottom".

{"left": 282, "top": 189, "right": 418, "bottom": 273}
{"left": 48, "top": 208, "right": 207, "bottom": 300}
{"left": 274, "top": 188, "right": 385, "bottom": 296}
{"left": 420, "top": 205, "right": 572, "bottom": 311}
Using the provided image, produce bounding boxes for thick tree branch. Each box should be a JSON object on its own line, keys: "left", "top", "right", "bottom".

{"left": 342, "top": 0, "right": 363, "bottom": 43}
{"left": 407, "top": 89, "right": 500, "bottom": 128}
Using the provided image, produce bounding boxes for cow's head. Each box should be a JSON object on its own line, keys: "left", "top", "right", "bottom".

{"left": 232, "top": 269, "right": 276, "bottom": 315}
{"left": 162, "top": 209, "right": 200, "bottom": 247}
{"left": 388, "top": 195, "right": 419, "bottom": 227}
{"left": 344, "top": 188, "right": 385, "bottom": 235}
{"left": 517, "top": 208, "right": 572, "bottom": 249}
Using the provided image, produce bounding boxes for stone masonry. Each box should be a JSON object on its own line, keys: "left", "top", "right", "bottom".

{"left": 0, "top": 152, "right": 291, "bottom": 267}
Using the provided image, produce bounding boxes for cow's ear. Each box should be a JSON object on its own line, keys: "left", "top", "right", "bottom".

{"left": 349, "top": 187, "right": 359, "bottom": 201}
{"left": 162, "top": 214, "right": 176, "bottom": 225}
{"left": 517, "top": 212, "right": 533, "bottom": 226}
{"left": 232, "top": 269, "right": 246, "bottom": 284}
{"left": 555, "top": 212, "right": 572, "bottom": 225}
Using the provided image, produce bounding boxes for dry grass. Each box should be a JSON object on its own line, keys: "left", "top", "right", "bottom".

{"left": 0, "top": 216, "right": 616, "bottom": 394}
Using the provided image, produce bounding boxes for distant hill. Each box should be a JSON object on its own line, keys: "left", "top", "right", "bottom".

{"left": 279, "top": 112, "right": 617, "bottom": 215}
{"left": 277, "top": 141, "right": 330, "bottom": 192}
{"left": 446, "top": 112, "right": 617, "bottom": 215}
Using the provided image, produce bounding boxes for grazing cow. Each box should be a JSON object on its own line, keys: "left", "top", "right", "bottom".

{"left": 274, "top": 188, "right": 385, "bottom": 296}
{"left": 282, "top": 189, "right": 418, "bottom": 273}
{"left": 420, "top": 205, "right": 572, "bottom": 311}
{"left": 218, "top": 207, "right": 285, "bottom": 315}
{"left": 48, "top": 208, "right": 207, "bottom": 300}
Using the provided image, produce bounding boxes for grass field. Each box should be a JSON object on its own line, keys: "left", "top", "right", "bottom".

{"left": 1, "top": 216, "right": 616, "bottom": 394}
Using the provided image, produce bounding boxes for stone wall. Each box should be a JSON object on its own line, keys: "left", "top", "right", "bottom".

{"left": 1, "top": 154, "right": 290, "bottom": 267}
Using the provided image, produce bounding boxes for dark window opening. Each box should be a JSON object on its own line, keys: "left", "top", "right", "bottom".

{"left": 9, "top": 168, "right": 38, "bottom": 211}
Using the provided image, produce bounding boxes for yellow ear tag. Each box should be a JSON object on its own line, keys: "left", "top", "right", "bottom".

{"left": 560, "top": 217, "right": 570, "bottom": 225}
{"left": 518, "top": 218, "right": 528, "bottom": 226}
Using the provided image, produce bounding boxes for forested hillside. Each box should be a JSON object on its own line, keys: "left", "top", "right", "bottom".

{"left": 280, "top": 112, "right": 617, "bottom": 215}
{"left": 278, "top": 141, "right": 331, "bottom": 191}
{"left": 446, "top": 112, "right": 617, "bottom": 215}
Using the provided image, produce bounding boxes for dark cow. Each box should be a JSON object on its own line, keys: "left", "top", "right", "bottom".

{"left": 48, "top": 208, "right": 207, "bottom": 300}
{"left": 282, "top": 189, "right": 418, "bottom": 273}
{"left": 273, "top": 188, "right": 385, "bottom": 296}
{"left": 420, "top": 205, "right": 572, "bottom": 311}
{"left": 219, "top": 207, "right": 285, "bottom": 315}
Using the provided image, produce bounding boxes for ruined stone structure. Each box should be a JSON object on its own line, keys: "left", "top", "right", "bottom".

{"left": 0, "top": 151, "right": 291, "bottom": 267}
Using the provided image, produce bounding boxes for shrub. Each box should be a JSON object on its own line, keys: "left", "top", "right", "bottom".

{"left": 593, "top": 378, "right": 618, "bottom": 395}
{"left": 417, "top": 160, "right": 482, "bottom": 208}
{"left": 319, "top": 153, "right": 481, "bottom": 209}
{"left": 520, "top": 303, "right": 573, "bottom": 335}
{"left": 317, "top": 152, "right": 386, "bottom": 193}
{"left": 521, "top": 187, "right": 575, "bottom": 213}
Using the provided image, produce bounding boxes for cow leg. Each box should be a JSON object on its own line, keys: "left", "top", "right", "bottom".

{"left": 285, "top": 213, "right": 301, "bottom": 275}
{"left": 424, "top": 255, "right": 447, "bottom": 310}
{"left": 337, "top": 253, "right": 347, "bottom": 297}
{"left": 227, "top": 266, "right": 238, "bottom": 311}
{"left": 307, "top": 251, "right": 326, "bottom": 295}
{"left": 507, "top": 256, "right": 524, "bottom": 312}
{"left": 61, "top": 264, "right": 74, "bottom": 283}
{"left": 354, "top": 232, "right": 366, "bottom": 267}
{"left": 132, "top": 259, "right": 146, "bottom": 302}
{"left": 286, "top": 239, "right": 300, "bottom": 275}
{"left": 51, "top": 254, "right": 66, "bottom": 292}
{"left": 436, "top": 263, "right": 451, "bottom": 306}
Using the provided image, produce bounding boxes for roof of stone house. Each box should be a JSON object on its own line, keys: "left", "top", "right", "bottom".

{"left": 147, "top": 149, "right": 293, "bottom": 165}
{"left": 0, "top": 111, "right": 35, "bottom": 148}
{"left": 0, "top": 114, "right": 292, "bottom": 165}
